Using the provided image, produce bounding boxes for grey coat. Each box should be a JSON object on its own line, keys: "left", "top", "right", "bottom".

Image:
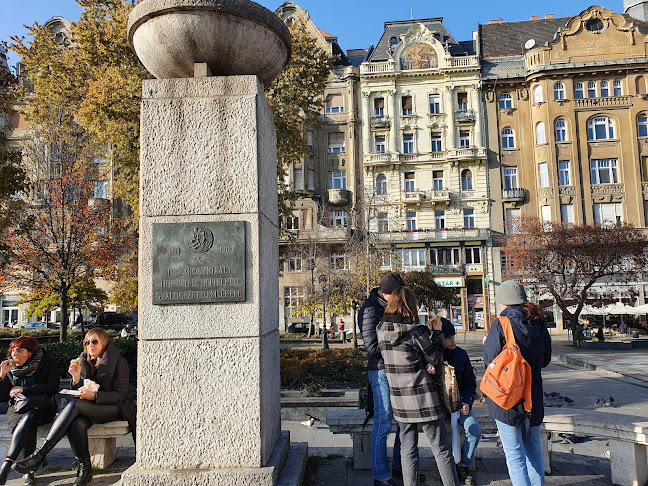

{"left": 377, "top": 315, "right": 445, "bottom": 423}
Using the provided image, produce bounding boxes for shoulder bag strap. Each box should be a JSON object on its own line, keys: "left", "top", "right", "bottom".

{"left": 498, "top": 316, "right": 516, "bottom": 346}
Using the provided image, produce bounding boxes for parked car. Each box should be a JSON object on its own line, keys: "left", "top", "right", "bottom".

{"left": 21, "top": 322, "right": 47, "bottom": 330}
{"left": 286, "top": 322, "right": 309, "bottom": 333}
{"left": 93, "top": 312, "right": 134, "bottom": 331}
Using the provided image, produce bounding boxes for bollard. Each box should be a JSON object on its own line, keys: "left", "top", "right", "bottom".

{"left": 321, "top": 330, "right": 329, "bottom": 350}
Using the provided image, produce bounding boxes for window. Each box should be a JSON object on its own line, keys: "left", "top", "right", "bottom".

{"left": 328, "top": 132, "right": 346, "bottom": 153}
{"left": 286, "top": 214, "right": 299, "bottom": 230}
{"left": 553, "top": 82, "right": 565, "bottom": 100}
{"left": 330, "top": 210, "right": 348, "bottom": 227}
{"left": 555, "top": 119, "right": 567, "bottom": 142}
{"left": 93, "top": 181, "right": 108, "bottom": 199}
{"left": 398, "top": 248, "right": 426, "bottom": 269}
{"left": 541, "top": 205, "right": 552, "bottom": 228}
{"left": 403, "top": 133, "right": 414, "bottom": 153}
{"left": 561, "top": 204, "right": 574, "bottom": 223}
{"left": 590, "top": 159, "right": 618, "bottom": 185}
{"left": 639, "top": 115, "right": 648, "bottom": 137}
{"left": 533, "top": 85, "right": 544, "bottom": 103}
{"left": 306, "top": 131, "right": 313, "bottom": 152}
{"left": 459, "top": 130, "right": 470, "bottom": 148}
{"left": 284, "top": 287, "right": 305, "bottom": 310}
{"left": 431, "top": 247, "right": 461, "bottom": 266}
{"left": 586, "top": 19, "right": 604, "bottom": 32}
{"left": 501, "top": 127, "right": 515, "bottom": 148}
{"left": 390, "top": 36, "right": 398, "bottom": 46}
{"left": 326, "top": 94, "right": 344, "bottom": 113}
{"left": 505, "top": 208, "right": 521, "bottom": 234}
{"left": 328, "top": 170, "right": 347, "bottom": 189}
{"left": 498, "top": 93, "right": 513, "bottom": 109}
{"left": 285, "top": 253, "right": 303, "bottom": 272}
{"left": 307, "top": 169, "right": 315, "bottom": 191}
{"left": 504, "top": 167, "right": 518, "bottom": 189}
{"left": 594, "top": 202, "right": 623, "bottom": 225}
{"left": 636, "top": 76, "right": 647, "bottom": 95}
{"left": 465, "top": 246, "right": 481, "bottom": 264}
{"left": 330, "top": 252, "right": 349, "bottom": 270}
{"left": 431, "top": 132, "right": 442, "bottom": 152}
{"left": 613, "top": 79, "right": 622, "bottom": 96}
{"left": 461, "top": 169, "right": 473, "bottom": 190}
{"left": 435, "top": 209, "right": 445, "bottom": 229}
{"left": 377, "top": 212, "right": 388, "bottom": 232}
{"left": 558, "top": 161, "right": 571, "bottom": 186}
{"left": 402, "top": 96, "right": 413, "bottom": 115}
{"left": 429, "top": 94, "right": 441, "bottom": 114}
{"left": 587, "top": 81, "right": 597, "bottom": 98}
{"left": 457, "top": 92, "right": 468, "bottom": 111}
{"left": 600, "top": 80, "right": 609, "bottom": 97}
{"left": 404, "top": 172, "right": 415, "bottom": 192}
{"left": 587, "top": 117, "right": 615, "bottom": 140}
{"left": 293, "top": 168, "right": 303, "bottom": 191}
{"left": 536, "top": 122, "right": 546, "bottom": 144}
{"left": 406, "top": 211, "right": 417, "bottom": 230}
{"left": 376, "top": 174, "right": 387, "bottom": 195}
{"left": 464, "top": 208, "right": 475, "bottom": 227}
{"left": 375, "top": 135, "right": 386, "bottom": 153}
{"left": 538, "top": 162, "right": 549, "bottom": 188}
{"left": 574, "top": 82, "right": 584, "bottom": 99}
{"left": 432, "top": 170, "right": 444, "bottom": 191}
{"left": 374, "top": 97, "right": 384, "bottom": 116}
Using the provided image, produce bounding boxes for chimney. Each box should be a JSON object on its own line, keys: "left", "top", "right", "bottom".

{"left": 530, "top": 15, "right": 540, "bottom": 20}
{"left": 544, "top": 14, "right": 554, "bottom": 19}
{"left": 489, "top": 19, "right": 504, "bottom": 24}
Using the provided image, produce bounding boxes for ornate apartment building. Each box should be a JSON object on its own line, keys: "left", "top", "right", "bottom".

{"left": 359, "top": 19, "right": 491, "bottom": 331}
{"left": 480, "top": 5, "right": 648, "bottom": 329}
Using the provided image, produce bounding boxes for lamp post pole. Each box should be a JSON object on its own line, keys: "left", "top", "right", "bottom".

{"left": 319, "top": 275, "right": 329, "bottom": 350}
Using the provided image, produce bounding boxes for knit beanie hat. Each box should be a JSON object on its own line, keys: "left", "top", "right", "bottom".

{"left": 441, "top": 319, "right": 456, "bottom": 337}
{"left": 379, "top": 272, "right": 405, "bottom": 295}
{"left": 495, "top": 280, "right": 528, "bottom": 306}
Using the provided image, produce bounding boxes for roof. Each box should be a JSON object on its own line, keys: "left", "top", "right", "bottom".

{"left": 346, "top": 48, "right": 370, "bottom": 67}
{"left": 318, "top": 28, "right": 336, "bottom": 40}
{"left": 331, "top": 42, "right": 352, "bottom": 67}
{"left": 368, "top": 19, "right": 472, "bottom": 62}
{"left": 481, "top": 56, "right": 525, "bottom": 80}
{"left": 479, "top": 17, "right": 569, "bottom": 58}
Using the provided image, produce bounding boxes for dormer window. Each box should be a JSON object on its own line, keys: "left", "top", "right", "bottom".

{"left": 585, "top": 19, "right": 604, "bottom": 32}
{"left": 390, "top": 37, "right": 398, "bottom": 46}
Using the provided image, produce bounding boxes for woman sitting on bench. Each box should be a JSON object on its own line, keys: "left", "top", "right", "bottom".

{"left": 14, "top": 329, "right": 136, "bottom": 486}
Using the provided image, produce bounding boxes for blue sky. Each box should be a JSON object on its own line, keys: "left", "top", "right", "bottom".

{"left": 1, "top": 0, "right": 621, "bottom": 67}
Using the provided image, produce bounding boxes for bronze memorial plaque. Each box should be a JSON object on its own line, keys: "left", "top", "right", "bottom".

{"left": 152, "top": 222, "right": 246, "bottom": 305}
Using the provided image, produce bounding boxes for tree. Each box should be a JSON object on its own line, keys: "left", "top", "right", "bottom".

{"left": 503, "top": 217, "right": 648, "bottom": 343}
{"left": 0, "top": 147, "right": 27, "bottom": 270}
{"left": 403, "top": 270, "right": 456, "bottom": 311}
{"left": 68, "top": 275, "right": 109, "bottom": 335}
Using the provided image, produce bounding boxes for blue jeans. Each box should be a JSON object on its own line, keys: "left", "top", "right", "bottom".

{"left": 495, "top": 420, "right": 544, "bottom": 486}
{"left": 368, "top": 369, "right": 401, "bottom": 480}
{"left": 444, "top": 410, "right": 482, "bottom": 467}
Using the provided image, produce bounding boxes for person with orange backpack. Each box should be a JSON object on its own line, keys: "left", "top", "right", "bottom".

{"left": 482, "top": 280, "right": 551, "bottom": 486}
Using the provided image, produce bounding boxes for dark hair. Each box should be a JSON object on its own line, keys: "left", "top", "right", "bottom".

{"left": 7, "top": 336, "right": 41, "bottom": 357}
{"left": 521, "top": 302, "right": 543, "bottom": 320}
{"left": 384, "top": 286, "right": 418, "bottom": 319}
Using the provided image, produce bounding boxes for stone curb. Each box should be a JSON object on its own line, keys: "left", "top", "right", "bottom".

{"left": 554, "top": 353, "right": 648, "bottom": 385}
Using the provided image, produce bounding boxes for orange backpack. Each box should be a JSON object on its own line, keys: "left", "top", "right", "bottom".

{"left": 480, "top": 316, "right": 532, "bottom": 413}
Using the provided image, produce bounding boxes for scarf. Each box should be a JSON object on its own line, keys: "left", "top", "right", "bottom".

{"left": 11, "top": 349, "right": 44, "bottom": 388}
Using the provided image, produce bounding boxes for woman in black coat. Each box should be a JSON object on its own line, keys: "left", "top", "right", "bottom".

{"left": 14, "top": 329, "right": 136, "bottom": 486}
{"left": 0, "top": 336, "right": 58, "bottom": 486}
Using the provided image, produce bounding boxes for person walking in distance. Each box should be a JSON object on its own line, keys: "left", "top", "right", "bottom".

{"left": 359, "top": 272, "right": 405, "bottom": 486}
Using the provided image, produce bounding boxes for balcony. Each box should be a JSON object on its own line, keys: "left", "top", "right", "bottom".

{"left": 328, "top": 188, "right": 351, "bottom": 206}
{"left": 574, "top": 96, "right": 631, "bottom": 108}
{"left": 450, "top": 56, "right": 479, "bottom": 68}
{"left": 375, "top": 227, "right": 490, "bottom": 243}
{"left": 455, "top": 109, "right": 476, "bottom": 123}
{"left": 403, "top": 191, "right": 425, "bottom": 203}
{"left": 363, "top": 153, "right": 394, "bottom": 167}
{"left": 430, "top": 264, "right": 463, "bottom": 275}
{"left": 427, "top": 190, "right": 451, "bottom": 202}
{"left": 360, "top": 60, "right": 395, "bottom": 74}
{"left": 370, "top": 116, "right": 391, "bottom": 129}
{"left": 502, "top": 188, "right": 526, "bottom": 202}
{"left": 447, "top": 147, "right": 486, "bottom": 160}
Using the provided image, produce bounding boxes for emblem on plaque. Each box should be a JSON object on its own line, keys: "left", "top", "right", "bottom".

{"left": 185, "top": 226, "right": 214, "bottom": 253}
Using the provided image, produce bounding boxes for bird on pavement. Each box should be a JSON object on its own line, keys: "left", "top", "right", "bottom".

{"left": 300, "top": 413, "right": 320, "bottom": 428}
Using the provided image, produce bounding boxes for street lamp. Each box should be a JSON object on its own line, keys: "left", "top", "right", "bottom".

{"left": 318, "top": 274, "right": 329, "bottom": 350}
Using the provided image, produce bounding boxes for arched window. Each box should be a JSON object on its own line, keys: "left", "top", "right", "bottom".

{"left": 587, "top": 117, "right": 615, "bottom": 140}
{"left": 390, "top": 36, "right": 398, "bottom": 46}
{"left": 574, "top": 81, "right": 584, "bottom": 99}
{"left": 533, "top": 85, "right": 544, "bottom": 103}
{"left": 498, "top": 93, "right": 513, "bottom": 109}
{"left": 555, "top": 119, "right": 567, "bottom": 142}
{"left": 553, "top": 82, "right": 565, "bottom": 100}
{"left": 638, "top": 115, "right": 648, "bottom": 138}
{"left": 461, "top": 169, "right": 473, "bottom": 191}
{"left": 501, "top": 127, "right": 515, "bottom": 149}
{"left": 588, "top": 81, "right": 597, "bottom": 98}
{"left": 376, "top": 174, "right": 387, "bottom": 195}
{"left": 613, "top": 79, "right": 622, "bottom": 96}
{"left": 536, "top": 122, "right": 546, "bottom": 144}
{"left": 636, "top": 76, "right": 647, "bottom": 95}
{"left": 600, "top": 80, "right": 609, "bottom": 97}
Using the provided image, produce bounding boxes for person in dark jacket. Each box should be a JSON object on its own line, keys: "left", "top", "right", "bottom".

{"left": 378, "top": 287, "right": 459, "bottom": 486}
{"left": 483, "top": 280, "right": 551, "bottom": 486}
{"left": 359, "top": 272, "right": 404, "bottom": 486}
{"left": 438, "top": 318, "right": 480, "bottom": 485}
{"left": 0, "top": 336, "right": 58, "bottom": 486}
{"left": 14, "top": 329, "right": 136, "bottom": 486}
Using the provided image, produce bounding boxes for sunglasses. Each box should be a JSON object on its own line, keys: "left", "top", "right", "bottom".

{"left": 84, "top": 339, "right": 100, "bottom": 346}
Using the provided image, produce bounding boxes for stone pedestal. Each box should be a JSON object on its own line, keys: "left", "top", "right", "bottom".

{"left": 121, "top": 75, "right": 282, "bottom": 485}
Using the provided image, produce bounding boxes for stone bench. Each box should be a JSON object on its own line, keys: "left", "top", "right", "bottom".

{"left": 327, "top": 407, "right": 648, "bottom": 486}
{"left": 0, "top": 415, "right": 131, "bottom": 469}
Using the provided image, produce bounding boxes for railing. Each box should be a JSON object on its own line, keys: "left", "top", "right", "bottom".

{"left": 370, "top": 116, "right": 391, "bottom": 128}
{"left": 430, "top": 264, "right": 463, "bottom": 274}
{"left": 448, "top": 147, "right": 486, "bottom": 159}
{"left": 427, "top": 190, "right": 451, "bottom": 201}
{"left": 574, "top": 96, "right": 631, "bottom": 108}
{"left": 450, "top": 56, "right": 479, "bottom": 68}
{"left": 502, "top": 188, "right": 526, "bottom": 201}
{"left": 360, "top": 61, "right": 394, "bottom": 74}
{"left": 328, "top": 189, "right": 351, "bottom": 206}
{"left": 403, "top": 191, "right": 424, "bottom": 203}
{"left": 591, "top": 183, "right": 624, "bottom": 195}
{"left": 375, "top": 227, "right": 490, "bottom": 243}
{"left": 455, "top": 109, "right": 476, "bottom": 123}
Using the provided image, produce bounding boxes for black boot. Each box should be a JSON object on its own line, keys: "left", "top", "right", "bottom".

{"left": 23, "top": 472, "right": 35, "bottom": 486}
{"left": 0, "top": 459, "right": 13, "bottom": 485}
{"left": 74, "top": 457, "right": 92, "bottom": 486}
{"left": 12, "top": 440, "right": 56, "bottom": 474}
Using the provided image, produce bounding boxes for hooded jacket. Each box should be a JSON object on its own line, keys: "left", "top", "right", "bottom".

{"left": 483, "top": 305, "right": 551, "bottom": 427}
{"left": 359, "top": 288, "right": 387, "bottom": 371}
{"left": 377, "top": 314, "right": 445, "bottom": 423}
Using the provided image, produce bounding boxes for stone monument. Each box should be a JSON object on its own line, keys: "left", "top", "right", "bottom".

{"left": 122, "top": 1, "right": 294, "bottom": 484}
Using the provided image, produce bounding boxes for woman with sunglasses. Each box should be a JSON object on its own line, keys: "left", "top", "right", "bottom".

{"left": 0, "top": 336, "right": 58, "bottom": 486}
{"left": 14, "top": 329, "right": 136, "bottom": 486}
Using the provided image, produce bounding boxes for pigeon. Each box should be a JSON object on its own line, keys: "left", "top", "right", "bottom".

{"left": 564, "top": 396, "right": 574, "bottom": 404}
{"left": 609, "top": 395, "right": 615, "bottom": 404}
{"left": 300, "top": 413, "right": 320, "bottom": 428}
{"left": 546, "top": 391, "right": 559, "bottom": 398}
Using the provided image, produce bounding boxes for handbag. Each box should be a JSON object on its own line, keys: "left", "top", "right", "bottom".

{"left": 433, "top": 361, "right": 463, "bottom": 413}
{"left": 11, "top": 394, "right": 54, "bottom": 414}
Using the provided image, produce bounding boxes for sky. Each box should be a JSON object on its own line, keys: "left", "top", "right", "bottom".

{"left": 0, "top": 0, "right": 622, "bottom": 67}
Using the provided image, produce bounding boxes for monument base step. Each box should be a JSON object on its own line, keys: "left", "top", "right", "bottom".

{"left": 121, "top": 431, "right": 291, "bottom": 486}
{"left": 276, "top": 441, "right": 308, "bottom": 486}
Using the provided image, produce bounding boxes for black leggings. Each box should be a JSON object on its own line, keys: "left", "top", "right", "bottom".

{"left": 6, "top": 407, "right": 56, "bottom": 460}
{"left": 46, "top": 400, "right": 122, "bottom": 459}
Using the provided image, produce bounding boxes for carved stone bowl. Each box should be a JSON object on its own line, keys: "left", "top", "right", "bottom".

{"left": 128, "top": 0, "right": 291, "bottom": 86}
